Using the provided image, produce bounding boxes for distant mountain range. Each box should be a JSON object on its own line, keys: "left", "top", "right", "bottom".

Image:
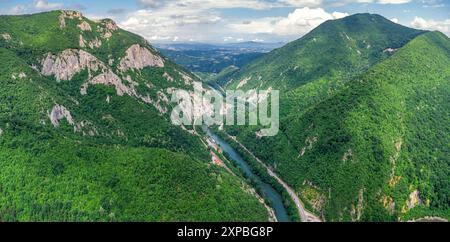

{"left": 155, "top": 41, "right": 285, "bottom": 52}
{"left": 155, "top": 41, "right": 284, "bottom": 76}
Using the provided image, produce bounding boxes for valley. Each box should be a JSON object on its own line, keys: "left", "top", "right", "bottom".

{"left": 0, "top": 8, "right": 448, "bottom": 223}
{"left": 155, "top": 42, "right": 284, "bottom": 85}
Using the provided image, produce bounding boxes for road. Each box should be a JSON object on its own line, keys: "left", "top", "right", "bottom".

{"left": 225, "top": 133, "right": 322, "bottom": 222}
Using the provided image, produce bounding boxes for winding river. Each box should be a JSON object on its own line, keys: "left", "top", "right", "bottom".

{"left": 204, "top": 127, "right": 290, "bottom": 222}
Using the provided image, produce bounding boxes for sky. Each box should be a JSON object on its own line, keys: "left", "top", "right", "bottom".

{"left": 1, "top": 0, "right": 449, "bottom": 43}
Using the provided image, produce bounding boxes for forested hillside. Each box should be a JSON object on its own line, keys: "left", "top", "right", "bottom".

{"left": 222, "top": 14, "right": 449, "bottom": 221}
{"left": 0, "top": 10, "right": 269, "bottom": 221}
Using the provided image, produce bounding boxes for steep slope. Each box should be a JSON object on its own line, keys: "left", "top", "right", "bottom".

{"left": 225, "top": 13, "right": 425, "bottom": 92}
{"left": 0, "top": 10, "right": 269, "bottom": 221}
{"left": 293, "top": 31, "right": 450, "bottom": 221}
{"left": 228, "top": 31, "right": 450, "bottom": 221}
{"left": 224, "top": 14, "right": 426, "bottom": 121}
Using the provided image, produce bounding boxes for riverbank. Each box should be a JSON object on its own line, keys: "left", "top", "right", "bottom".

{"left": 203, "top": 127, "right": 291, "bottom": 222}
{"left": 220, "top": 131, "right": 322, "bottom": 222}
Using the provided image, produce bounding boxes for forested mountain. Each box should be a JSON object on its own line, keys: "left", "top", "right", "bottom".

{"left": 0, "top": 10, "right": 270, "bottom": 221}
{"left": 222, "top": 14, "right": 449, "bottom": 221}
{"left": 224, "top": 14, "right": 425, "bottom": 91}
{"left": 1, "top": 10, "right": 447, "bottom": 222}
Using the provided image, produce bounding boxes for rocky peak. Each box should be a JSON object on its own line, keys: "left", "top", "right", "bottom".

{"left": 61, "top": 10, "right": 83, "bottom": 19}
{"left": 59, "top": 10, "right": 83, "bottom": 29}
{"left": 102, "top": 19, "right": 118, "bottom": 31}
{"left": 118, "top": 44, "right": 165, "bottom": 71}
{"left": 96, "top": 19, "right": 119, "bottom": 39}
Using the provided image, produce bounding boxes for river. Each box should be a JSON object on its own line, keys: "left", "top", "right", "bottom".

{"left": 203, "top": 127, "right": 290, "bottom": 222}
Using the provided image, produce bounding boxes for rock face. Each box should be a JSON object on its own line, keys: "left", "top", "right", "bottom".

{"left": 237, "top": 76, "right": 251, "bottom": 89}
{"left": 49, "top": 104, "right": 75, "bottom": 127}
{"left": 49, "top": 104, "right": 99, "bottom": 135}
{"left": 163, "top": 72, "right": 174, "bottom": 82}
{"left": 1, "top": 33, "right": 11, "bottom": 41}
{"left": 11, "top": 72, "right": 27, "bottom": 80}
{"left": 77, "top": 21, "right": 92, "bottom": 31}
{"left": 59, "top": 10, "right": 83, "bottom": 29}
{"left": 88, "top": 37, "right": 102, "bottom": 49}
{"left": 406, "top": 190, "right": 422, "bottom": 210}
{"left": 96, "top": 19, "right": 118, "bottom": 39}
{"left": 103, "top": 19, "right": 118, "bottom": 31}
{"left": 59, "top": 15, "right": 66, "bottom": 29}
{"left": 179, "top": 71, "right": 193, "bottom": 85}
{"left": 41, "top": 49, "right": 105, "bottom": 81}
{"left": 79, "top": 35, "right": 102, "bottom": 49}
{"left": 118, "top": 44, "right": 164, "bottom": 71}
{"left": 41, "top": 43, "right": 186, "bottom": 118}
{"left": 81, "top": 71, "right": 136, "bottom": 97}
{"left": 79, "top": 35, "right": 86, "bottom": 47}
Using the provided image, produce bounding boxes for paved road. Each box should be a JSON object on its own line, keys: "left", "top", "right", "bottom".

{"left": 225, "top": 133, "right": 322, "bottom": 222}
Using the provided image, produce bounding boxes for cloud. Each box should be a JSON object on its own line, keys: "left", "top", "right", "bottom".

{"left": 119, "top": 6, "right": 224, "bottom": 42}
{"left": 391, "top": 18, "right": 399, "bottom": 23}
{"left": 376, "top": 0, "right": 411, "bottom": 4}
{"left": 279, "top": 0, "right": 323, "bottom": 7}
{"left": 137, "top": 0, "right": 333, "bottom": 10}
{"left": 228, "top": 7, "right": 348, "bottom": 36}
{"left": 136, "top": 0, "right": 276, "bottom": 10}
{"left": 135, "top": 0, "right": 412, "bottom": 10}
{"left": 3, "top": 0, "right": 63, "bottom": 14}
{"left": 137, "top": 0, "right": 167, "bottom": 8}
{"left": 34, "top": 0, "right": 62, "bottom": 10}
{"left": 120, "top": 3, "right": 350, "bottom": 43}
{"left": 329, "top": 0, "right": 412, "bottom": 7}
{"left": 107, "top": 8, "right": 129, "bottom": 15}
{"left": 410, "top": 16, "right": 450, "bottom": 36}
{"left": 420, "top": 0, "right": 445, "bottom": 8}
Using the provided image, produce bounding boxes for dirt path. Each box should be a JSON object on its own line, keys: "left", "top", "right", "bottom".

{"left": 225, "top": 133, "right": 322, "bottom": 222}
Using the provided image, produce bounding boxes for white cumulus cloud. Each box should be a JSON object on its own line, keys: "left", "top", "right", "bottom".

{"left": 410, "top": 16, "right": 450, "bottom": 36}
{"left": 228, "top": 7, "right": 349, "bottom": 37}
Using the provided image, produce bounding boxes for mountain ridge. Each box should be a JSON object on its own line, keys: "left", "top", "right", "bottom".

{"left": 223, "top": 13, "right": 426, "bottom": 92}
{"left": 0, "top": 10, "right": 272, "bottom": 221}
{"left": 220, "top": 16, "right": 449, "bottom": 221}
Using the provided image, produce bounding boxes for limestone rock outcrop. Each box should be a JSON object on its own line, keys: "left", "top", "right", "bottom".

{"left": 77, "top": 21, "right": 92, "bottom": 31}
{"left": 118, "top": 44, "right": 164, "bottom": 71}
{"left": 49, "top": 104, "right": 75, "bottom": 127}
{"left": 41, "top": 49, "right": 105, "bottom": 81}
{"left": 59, "top": 10, "right": 83, "bottom": 29}
{"left": 81, "top": 71, "right": 137, "bottom": 97}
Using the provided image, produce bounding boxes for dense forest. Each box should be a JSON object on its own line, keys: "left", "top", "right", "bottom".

{"left": 0, "top": 10, "right": 270, "bottom": 221}
{"left": 222, "top": 14, "right": 449, "bottom": 221}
